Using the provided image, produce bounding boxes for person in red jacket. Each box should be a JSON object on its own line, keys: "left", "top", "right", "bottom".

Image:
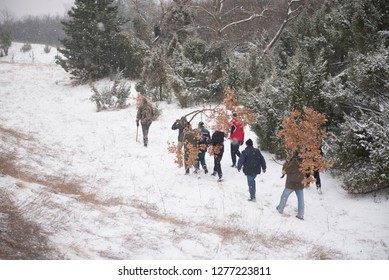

{"left": 229, "top": 113, "right": 245, "bottom": 167}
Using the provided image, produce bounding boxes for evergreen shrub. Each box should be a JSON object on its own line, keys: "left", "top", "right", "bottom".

{"left": 20, "top": 43, "right": 32, "bottom": 52}
{"left": 44, "top": 45, "right": 51, "bottom": 53}
{"left": 90, "top": 72, "right": 131, "bottom": 111}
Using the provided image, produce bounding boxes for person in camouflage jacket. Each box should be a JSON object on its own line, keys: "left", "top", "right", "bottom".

{"left": 182, "top": 123, "right": 200, "bottom": 174}
{"left": 136, "top": 97, "right": 153, "bottom": 147}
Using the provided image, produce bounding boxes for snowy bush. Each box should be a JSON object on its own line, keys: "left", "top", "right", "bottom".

{"left": 90, "top": 72, "right": 131, "bottom": 112}
{"left": 43, "top": 45, "right": 51, "bottom": 53}
{"left": 329, "top": 113, "right": 389, "bottom": 193}
{"left": 20, "top": 43, "right": 32, "bottom": 52}
{"left": 326, "top": 47, "right": 389, "bottom": 193}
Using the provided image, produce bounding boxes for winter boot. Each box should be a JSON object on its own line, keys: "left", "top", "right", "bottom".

{"left": 217, "top": 173, "right": 223, "bottom": 182}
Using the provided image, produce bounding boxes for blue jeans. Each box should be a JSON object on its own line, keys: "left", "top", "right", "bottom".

{"left": 247, "top": 174, "right": 257, "bottom": 199}
{"left": 277, "top": 188, "right": 304, "bottom": 218}
{"left": 198, "top": 150, "right": 207, "bottom": 169}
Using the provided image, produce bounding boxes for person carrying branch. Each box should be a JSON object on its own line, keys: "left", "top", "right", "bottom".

{"left": 172, "top": 116, "right": 189, "bottom": 156}
{"left": 211, "top": 130, "right": 225, "bottom": 182}
{"left": 182, "top": 123, "right": 200, "bottom": 175}
{"left": 198, "top": 121, "right": 211, "bottom": 174}
{"left": 306, "top": 146, "right": 324, "bottom": 194}
{"left": 276, "top": 152, "right": 305, "bottom": 220}
{"left": 229, "top": 113, "right": 245, "bottom": 167}
{"left": 136, "top": 97, "right": 153, "bottom": 147}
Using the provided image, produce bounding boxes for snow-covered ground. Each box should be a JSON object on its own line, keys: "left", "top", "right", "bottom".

{"left": 1, "top": 43, "right": 388, "bottom": 260}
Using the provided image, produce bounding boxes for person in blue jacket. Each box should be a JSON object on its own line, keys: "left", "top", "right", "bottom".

{"left": 237, "top": 139, "right": 267, "bottom": 202}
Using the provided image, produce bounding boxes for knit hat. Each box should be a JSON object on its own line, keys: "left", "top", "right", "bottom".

{"left": 246, "top": 138, "right": 253, "bottom": 146}
{"left": 179, "top": 116, "right": 188, "bottom": 127}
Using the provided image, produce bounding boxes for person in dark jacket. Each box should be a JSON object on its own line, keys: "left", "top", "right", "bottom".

{"left": 308, "top": 169, "right": 322, "bottom": 193}
{"left": 198, "top": 121, "right": 211, "bottom": 174}
{"left": 237, "top": 139, "right": 267, "bottom": 202}
{"left": 210, "top": 130, "right": 225, "bottom": 182}
{"left": 306, "top": 147, "right": 323, "bottom": 194}
{"left": 276, "top": 153, "right": 305, "bottom": 220}
{"left": 172, "top": 116, "right": 188, "bottom": 143}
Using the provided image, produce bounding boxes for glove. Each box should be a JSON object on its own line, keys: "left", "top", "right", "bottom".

{"left": 136, "top": 120, "right": 139, "bottom": 127}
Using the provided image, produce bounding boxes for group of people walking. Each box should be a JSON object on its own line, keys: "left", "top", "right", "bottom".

{"left": 171, "top": 113, "right": 270, "bottom": 200}
{"left": 136, "top": 96, "right": 322, "bottom": 221}
{"left": 171, "top": 113, "right": 249, "bottom": 183}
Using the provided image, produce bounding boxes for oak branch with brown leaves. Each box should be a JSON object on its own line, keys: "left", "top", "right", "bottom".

{"left": 277, "top": 107, "right": 333, "bottom": 186}
{"left": 168, "top": 87, "right": 255, "bottom": 169}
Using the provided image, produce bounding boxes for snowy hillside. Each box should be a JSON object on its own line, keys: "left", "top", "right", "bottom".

{"left": 0, "top": 43, "right": 388, "bottom": 260}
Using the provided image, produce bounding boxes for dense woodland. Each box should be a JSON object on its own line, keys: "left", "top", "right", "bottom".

{"left": 1, "top": 0, "right": 388, "bottom": 193}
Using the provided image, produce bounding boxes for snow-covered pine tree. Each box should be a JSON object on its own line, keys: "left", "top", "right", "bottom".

{"left": 137, "top": 46, "right": 169, "bottom": 101}
{"left": 57, "top": 0, "right": 128, "bottom": 82}
{"left": 248, "top": 75, "right": 287, "bottom": 156}
{"left": 0, "top": 27, "right": 11, "bottom": 56}
{"left": 326, "top": 47, "right": 389, "bottom": 193}
{"left": 169, "top": 38, "right": 228, "bottom": 107}
{"left": 271, "top": 0, "right": 389, "bottom": 193}
{"left": 242, "top": 46, "right": 329, "bottom": 156}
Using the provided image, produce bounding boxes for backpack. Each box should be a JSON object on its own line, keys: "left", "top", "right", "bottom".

{"left": 211, "top": 131, "right": 225, "bottom": 145}
{"left": 141, "top": 104, "right": 153, "bottom": 124}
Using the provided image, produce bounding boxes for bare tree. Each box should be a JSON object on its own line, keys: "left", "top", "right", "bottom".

{"left": 263, "top": 0, "right": 305, "bottom": 53}
{"left": 118, "top": 0, "right": 169, "bottom": 44}
{"left": 192, "top": 0, "right": 271, "bottom": 38}
{"left": 188, "top": 0, "right": 305, "bottom": 52}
